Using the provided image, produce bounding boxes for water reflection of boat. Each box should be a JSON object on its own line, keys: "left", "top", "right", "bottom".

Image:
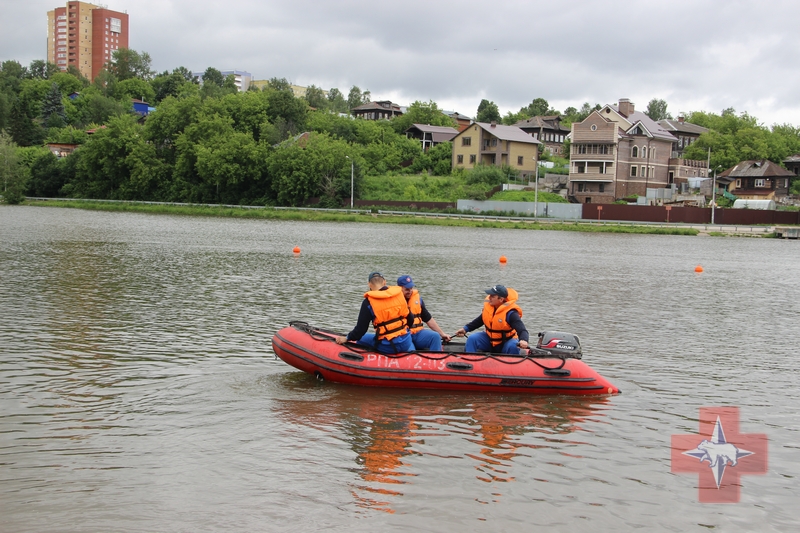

{"left": 272, "top": 322, "right": 620, "bottom": 395}
{"left": 270, "top": 378, "right": 612, "bottom": 514}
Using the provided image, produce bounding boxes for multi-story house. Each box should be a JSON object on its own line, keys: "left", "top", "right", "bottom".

{"left": 351, "top": 101, "right": 403, "bottom": 120}
{"left": 514, "top": 115, "right": 570, "bottom": 156}
{"left": 568, "top": 98, "right": 677, "bottom": 203}
{"left": 451, "top": 122, "right": 540, "bottom": 181}
{"left": 47, "top": 1, "right": 129, "bottom": 81}
{"left": 658, "top": 117, "right": 709, "bottom": 157}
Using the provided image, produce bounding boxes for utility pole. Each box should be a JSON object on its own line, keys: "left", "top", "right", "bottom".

{"left": 346, "top": 156, "right": 354, "bottom": 209}
{"left": 534, "top": 159, "right": 539, "bottom": 219}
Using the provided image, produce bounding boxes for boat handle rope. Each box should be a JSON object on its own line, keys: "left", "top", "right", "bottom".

{"left": 288, "top": 321, "right": 567, "bottom": 370}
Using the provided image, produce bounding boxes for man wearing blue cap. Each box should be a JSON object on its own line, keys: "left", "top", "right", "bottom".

{"left": 335, "top": 272, "right": 415, "bottom": 354}
{"left": 453, "top": 284, "right": 529, "bottom": 354}
{"left": 397, "top": 275, "right": 451, "bottom": 351}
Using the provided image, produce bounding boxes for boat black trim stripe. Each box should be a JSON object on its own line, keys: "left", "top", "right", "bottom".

{"left": 273, "top": 334, "right": 604, "bottom": 390}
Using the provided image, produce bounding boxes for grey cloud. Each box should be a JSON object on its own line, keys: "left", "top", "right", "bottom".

{"left": 3, "top": 0, "right": 800, "bottom": 124}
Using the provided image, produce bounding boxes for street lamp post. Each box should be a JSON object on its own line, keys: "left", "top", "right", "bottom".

{"left": 346, "top": 156, "right": 354, "bottom": 209}
{"left": 534, "top": 161, "right": 539, "bottom": 219}
{"left": 711, "top": 165, "right": 722, "bottom": 224}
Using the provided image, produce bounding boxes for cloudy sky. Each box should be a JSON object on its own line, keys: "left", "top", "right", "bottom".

{"left": 4, "top": 0, "right": 800, "bottom": 126}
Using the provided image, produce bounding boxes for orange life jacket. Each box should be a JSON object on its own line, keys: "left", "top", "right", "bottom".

{"left": 406, "top": 289, "right": 424, "bottom": 334}
{"left": 365, "top": 286, "right": 410, "bottom": 341}
{"left": 481, "top": 287, "right": 522, "bottom": 347}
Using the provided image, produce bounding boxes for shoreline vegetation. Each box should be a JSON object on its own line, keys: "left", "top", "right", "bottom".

{"left": 20, "top": 198, "right": 709, "bottom": 235}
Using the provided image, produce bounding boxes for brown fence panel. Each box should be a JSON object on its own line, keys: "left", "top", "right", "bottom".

{"left": 583, "top": 204, "right": 671, "bottom": 222}
{"left": 582, "top": 204, "right": 799, "bottom": 225}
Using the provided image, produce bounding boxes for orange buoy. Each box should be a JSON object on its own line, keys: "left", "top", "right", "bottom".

{"left": 499, "top": 255, "right": 507, "bottom": 264}
{"left": 293, "top": 246, "right": 301, "bottom": 254}
{"left": 694, "top": 265, "right": 703, "bottom": 273}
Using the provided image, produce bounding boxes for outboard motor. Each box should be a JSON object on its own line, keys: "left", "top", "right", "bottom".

{"left": 535, "top": 331, "right": 582, "bottom": 359}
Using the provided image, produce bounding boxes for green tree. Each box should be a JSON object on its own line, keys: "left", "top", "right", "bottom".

{"left": 326, "top": 88, "right": 348, "bottom": 114}
{"left": 41, "top": 82, "right": 67, "bottom": 128}
{"left": 0, "top": 60, "right": 27, "bottom": 93}
{"left": 267, "top": 77, "right": 292, "bottom": 92}
{"left": 347, "top": 85, "right": 370, "bottom": 112}
{"left": 304, "top": 84, "right": 328, "bottom": 110}
{"left": 115, "top": 77, "right": 156, "bottom": 104}
{"left": 410, "top": 141, "right": 452, "bottom": 175}
{"left": 106, "top": 48, "right": 154, "bottom": 81}
{"left": 71, "top": 114, "right": 150, "bottom": 198}
{"left": 92, "top": 69, "right": 117, "bottom": 98}
{"left": 0, "top": 131, "right": 26, "bottom": 203}
{"left": 50, "top": 71, "right": 85, "bottom": 96}
{"left": 27, "top": 150, "right": 67, "bottom": 197}
{"left": 202, "top": 67, "right": 224, "bottom": 88}
{"left": 7, "top": 98, "right": 44, "bottom": 147}
{"left": 502, "top": 110, "right": 529, "bottom": 126}
{"left": 476, "top": 99, "right": 501, "bottom": 123}
{"left": 151, "top": 71, "right": 189, "bottom": 103}
{"left": 267, "top": 132, "right": 359, "bottom": 206}
{"left": 71, "top": 87, "right": 128, "bottom": 127}
{"left": 28, "top": 60, "right": 59, "bottom": 80}
{"left": 523, "top": 97, "right": 552, "bottom": 117}
{"left": 195, "top": 130, "right": 267, "bottom": 203}
{"left": 645, "top": 98, "right": 672, "bottom": 121}
{"left": 390, "top": 100, "right": 456, "bottom": 134}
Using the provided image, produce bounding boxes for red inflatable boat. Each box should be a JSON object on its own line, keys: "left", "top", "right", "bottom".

{"left": 272, "top": 322, "right": 620, "bottom": 396}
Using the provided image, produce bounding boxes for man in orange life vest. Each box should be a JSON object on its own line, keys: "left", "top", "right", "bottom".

{"left": 453, "top": 284, "right": 530, "bottom": 354}
{"left": 335, "top": 272, "right": 415, "bottom": 354}
{"left": 397, "top": 275, "right": 451, "bottom": 351}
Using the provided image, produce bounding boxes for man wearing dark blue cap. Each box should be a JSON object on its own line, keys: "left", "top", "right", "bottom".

{"left": 453, "top": 285, "right": 529, "bottom": 354}
{"left": 397, "top": 275, "right": 451, "bottom": 351}
{"left": 335, "top": 272, "right": 415, "bottom": 354}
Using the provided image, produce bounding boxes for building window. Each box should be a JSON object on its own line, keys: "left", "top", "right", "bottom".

{"left": 736, "top": 179, "right": 741, "bottom": 188}
{"left": 462, "top": 137, "right": 471, "bottom": 146}
{"left": 591, "top": 124, "right": 597, "bottom": 131}
{"left": 631, "top": 166, "right": 637, "bottom": 177}
{"left": 578, "top": 183, "right": 585, "bottom": 192}
{"left": 457, "top": 155, "right": 463, "bottom": 164}
{"left": 599, "top": 183, "right": 605, "bottom": 193}
{"left": 632, "top": 146, "right": 639, "bottom": 158}
{"left": 517, "top": 156, "right": 523, "bottom": 166}
{"left": 491, "top": 138, "right": 497, "bottom": 147}
{"left": 641, "top": 146, "right": 647, "bottom": 159}
{"left": 755, "top": 179, "right": 765, "bottom": 187}
{"left": 469, "top": 154, "right": 476, "bottom": 164}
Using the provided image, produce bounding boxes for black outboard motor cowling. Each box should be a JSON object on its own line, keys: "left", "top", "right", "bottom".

{"left": 535, "top": 331, "right": 582, "bottom": 359}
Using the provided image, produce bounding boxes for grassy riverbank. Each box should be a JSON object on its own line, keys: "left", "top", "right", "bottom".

{"left": 22, "top": 198, "right": 702, "bottom": 235}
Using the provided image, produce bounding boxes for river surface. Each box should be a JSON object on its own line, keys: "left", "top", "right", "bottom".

{"left": 1, "top": 205, "right": 798, "bottom": 532}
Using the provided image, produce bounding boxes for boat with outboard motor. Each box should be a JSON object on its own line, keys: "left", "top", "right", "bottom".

{"left": 271, "top": 322, "right": 620, "bottom": 396}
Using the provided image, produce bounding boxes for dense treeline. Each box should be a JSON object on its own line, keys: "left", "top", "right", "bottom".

{"left": 0, "top": 52, "right": 459, "bottom": 205}
{"left": 3, "top": 50, "right": 800, "bottom": 205}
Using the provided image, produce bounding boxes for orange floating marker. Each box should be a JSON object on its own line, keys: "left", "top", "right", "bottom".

{"left": 293, "top": 246, "right": 301, "bottom": 254}
{"left": 499, "top": 255, "right": 507, "bottom": 264}
{"left": 694, "top": 265, "right": 703, "bottom": 273}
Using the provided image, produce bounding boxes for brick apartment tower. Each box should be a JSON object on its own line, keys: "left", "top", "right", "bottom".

{"left": 47, "top": 2, "right": 129, "bottom": 82}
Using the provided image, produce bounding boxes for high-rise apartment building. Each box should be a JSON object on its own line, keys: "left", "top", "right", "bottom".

{"left": 47, "top": 2, "right": 129, "bottom": 81}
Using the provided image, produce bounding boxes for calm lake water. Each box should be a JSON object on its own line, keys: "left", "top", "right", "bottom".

{"left": 1, "top": 205, "right": 798, "bottom": 532}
